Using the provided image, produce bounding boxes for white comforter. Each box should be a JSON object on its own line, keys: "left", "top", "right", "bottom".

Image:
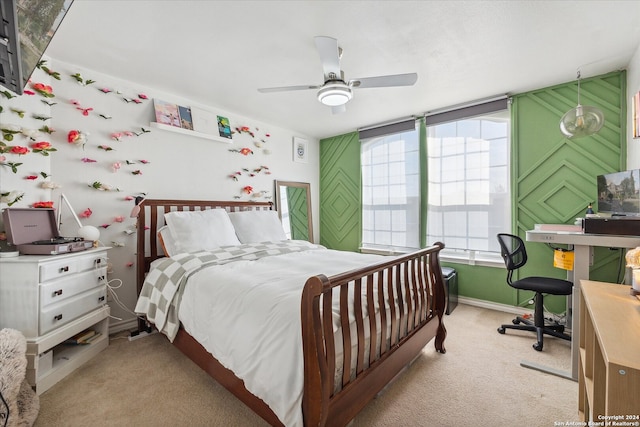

{"left": 176, "top": 242, "right": 384, "bottom": 427}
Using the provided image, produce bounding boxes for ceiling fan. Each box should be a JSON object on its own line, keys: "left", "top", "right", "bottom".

{"left": 257, "top": 36, "right": 418, "bottom": 114}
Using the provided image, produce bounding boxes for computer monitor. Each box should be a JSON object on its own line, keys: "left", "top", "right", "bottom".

{"left": 596, "top": 169, "right": 640, "bottom": 217}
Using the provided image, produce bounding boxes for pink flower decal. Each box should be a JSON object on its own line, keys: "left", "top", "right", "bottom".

{"left": 77, "top": 107, "right": 93, "bottom": 116}
{"left": 138, "top": 94, "right": 148, "bottom": 100}
{"left": 31, "top": 141, "right": 56, "bottom": 156}
{"left": 81, "top": 157, "right": 97, "bottom": 163}
{"left": 10, "top": 146, "right": 29, "bottom": 155}
{"left": 33, "top": 201, "right": 54, "bottom": 208}
{"left": 25, "top": 175, "right": 38, "bottom": 180}
{"left": 242, "top": 186, "right": 253, "bottom": 195}
{"left": 114, "top": 216, "right": 125, "bottom": 223}
{"left": 67, "top": 130, "right": 87, "bottom": 146}
{"left": 31, "top": 82, "right": 54, "bottom": 98}
{"left": 79, "top": 208, "right": 93, "bottom": 218}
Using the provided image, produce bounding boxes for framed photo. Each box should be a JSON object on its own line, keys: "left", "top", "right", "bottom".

{"left": 217, "top": 115, "right": 232, "bottom": 140}
{"left": 153, "top": 99, "right": 181, "bottom": 127}
{"left": 293, "top": 137, "right": 308, "bottom": 163}
{"left": 178, "top": 106, "right": 193, "bottom": 130}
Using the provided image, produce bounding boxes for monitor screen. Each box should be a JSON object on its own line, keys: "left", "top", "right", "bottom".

{"left": 596, "top": 169, "right": 640, "bottom": 217}
{"left": 0, "top": 0, "right": 74, "bottom": 94}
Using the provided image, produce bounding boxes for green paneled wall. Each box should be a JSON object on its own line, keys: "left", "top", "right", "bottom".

{"left": 319, "top": 71, "right": 627, "bottom": 310}
{"left": 319, "top": 132, "right": 361, "bottom": 251}
{"left": 512, "top": 71, "right": 626, "bottom": 287}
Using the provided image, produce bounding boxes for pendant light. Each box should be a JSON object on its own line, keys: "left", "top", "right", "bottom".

{"left": 560, "top": 71, "right": 604, "bottom": 139}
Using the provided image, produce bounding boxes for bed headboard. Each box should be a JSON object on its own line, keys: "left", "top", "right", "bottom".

{"left": 135, "top": 199, "right": 274, "bottom": 297}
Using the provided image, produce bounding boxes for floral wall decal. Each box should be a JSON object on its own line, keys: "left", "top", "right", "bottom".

{"left": 67, "top": 129, "right": 88, "bottom": 147}
{"left": 1, "top": 58, "right": 315, "bottom": 327}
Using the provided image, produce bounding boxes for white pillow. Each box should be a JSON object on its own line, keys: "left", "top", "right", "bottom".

{"left": 164, "top": 208, "right": 241, "bottom": 253}
{"left": 228, "top": 210, "right": 287, "bottom": 243}
{"left": 157, "top": 226, "right": 179, "bottom": 257}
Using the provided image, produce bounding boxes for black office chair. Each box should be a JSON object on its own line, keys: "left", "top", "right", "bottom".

{"left": 496, "top": 233, "right": 572, "bottom": 351}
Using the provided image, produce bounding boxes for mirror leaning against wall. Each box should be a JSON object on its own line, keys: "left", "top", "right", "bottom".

{"left": 275, "top": 180, "right": 313, "bottom": 243}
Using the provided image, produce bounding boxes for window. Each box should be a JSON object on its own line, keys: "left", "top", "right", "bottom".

{"left": 361, "top": 122, "right": 420, "bottom": 253}
{"left": 359, "top": 100, "right": 510, "bottom": 263}
{"left": 426, "top": 106, "right": 510, "bottom": 259}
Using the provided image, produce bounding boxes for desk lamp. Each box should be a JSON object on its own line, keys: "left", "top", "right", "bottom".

{"left": 57, "top": 193, "right": 101, "bottom": 243}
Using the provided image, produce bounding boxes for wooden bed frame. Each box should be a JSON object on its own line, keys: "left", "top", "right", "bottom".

{"left": 135, "top": 199, "right": 447, "bottom": 426}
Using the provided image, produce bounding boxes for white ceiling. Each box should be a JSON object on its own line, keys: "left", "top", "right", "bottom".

{"left": 45, "top": 0, "right": 640, "bottom": 140}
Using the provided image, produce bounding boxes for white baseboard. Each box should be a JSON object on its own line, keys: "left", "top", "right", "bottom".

{"left": 458, "top": 296, "right": 534, "bottom": 316}
{"left": 108, "top": 318, "right": 138, "bottom": 335}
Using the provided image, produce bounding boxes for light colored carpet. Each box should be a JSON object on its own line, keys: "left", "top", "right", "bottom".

{"left": 34, "top": 304, "right": 578, "bottom": 426}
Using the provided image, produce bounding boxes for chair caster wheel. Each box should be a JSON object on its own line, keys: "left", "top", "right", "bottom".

{"left": 512, "top": 319, "right": 520, "bottom": 325}
{"left": 533, "top": 342, "right": 543, "bottom": 351}
{"left": 497, "top": 327, "right": 505, "bottom": 334}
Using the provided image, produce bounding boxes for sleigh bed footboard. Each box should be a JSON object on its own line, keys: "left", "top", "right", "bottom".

{"left": 301, "top": 243, "right": 447, "bottom": 426}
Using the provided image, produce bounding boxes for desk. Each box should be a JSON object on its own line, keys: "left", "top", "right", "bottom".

{"left": 525, "top": 230, "right": 640, "bottom": 381}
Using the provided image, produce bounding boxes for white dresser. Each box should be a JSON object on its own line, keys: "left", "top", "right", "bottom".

{"left": 0, "top": 247, "right": 110, "bottom": 394}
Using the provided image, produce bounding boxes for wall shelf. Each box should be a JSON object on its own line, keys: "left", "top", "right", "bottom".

{"left": 149, "top": 122, "right": 233, "bottom": 144}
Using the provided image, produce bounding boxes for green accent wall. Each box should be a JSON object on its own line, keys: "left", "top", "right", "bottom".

{"left": 319, "top": 131, "right": 361, "bottom": 251}
{"left": 319, "top": 71, "right": 627, "bottom": 310}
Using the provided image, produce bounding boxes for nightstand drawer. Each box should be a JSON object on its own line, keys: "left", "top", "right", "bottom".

{"left": 40, "top": 287, "right": 107, "bottom": 334}
{"left": 39, "top": 252, "right": 106, "bottom": 282}
{"left": 40, "top": 267, "right": 107, "bottom": 308}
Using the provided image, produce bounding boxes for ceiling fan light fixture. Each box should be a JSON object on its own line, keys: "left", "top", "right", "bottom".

{"left": 317, "top": 83, "right": 352, "bottom": 106}
{"left": 559, "top": 71, "right": 605, "bottom": 139}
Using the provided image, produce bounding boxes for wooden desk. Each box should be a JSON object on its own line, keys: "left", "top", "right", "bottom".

{"left": 579, "top": 280, "right": 640, "bottom": 420}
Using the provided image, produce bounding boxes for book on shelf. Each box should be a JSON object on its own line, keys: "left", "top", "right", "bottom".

{"left": 64, "top": 329, "right": 99, "bottom": 345}
{"left": 178, "top": 105, "right": 193, "bottom": 130}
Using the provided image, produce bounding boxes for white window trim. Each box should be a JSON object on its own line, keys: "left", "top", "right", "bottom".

{"left": 360, "top": 246, "right": 505, "bottom": 268}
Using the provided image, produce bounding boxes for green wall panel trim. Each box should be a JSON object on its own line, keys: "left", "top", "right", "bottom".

{"left": 512, "top": 70, "right": 626, "bottom": 284}
{"left": 319, "top": 131, "right": 362, "bottom": 251}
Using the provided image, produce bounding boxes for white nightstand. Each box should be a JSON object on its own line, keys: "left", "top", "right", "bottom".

{"left": 0, "top": 247, "right": 110, "bottom": 394}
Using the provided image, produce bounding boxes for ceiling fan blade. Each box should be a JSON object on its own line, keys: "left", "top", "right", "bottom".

{"left": 257, "top": 84, "right": 320, "bottom": 93}
{"left": 350, "top": 73, "right": 418, "bottom": 88}
{"left": 331, "top": 104, "right": 346, "bottom": 114}
{"left": 314, "top": 36, "right": 341, "bottom": 80}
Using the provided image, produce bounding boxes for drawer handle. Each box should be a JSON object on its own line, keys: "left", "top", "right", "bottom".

{"left": 95, "top": 259, "right": 102, "bottom": 265}
{"left": 59, "top": 266, "right": 70, "bottom": 273}
{"left": 53, "top": 314, "right": 63, "bottom": 321}
{"left": 52, "top": 289, "right": 63, "bottom": 297}
{"left": 98, "top": 296, "right": 105, "bottom": 302}
{"left": 98, "top": 275, "right": 105, "bottom": 283}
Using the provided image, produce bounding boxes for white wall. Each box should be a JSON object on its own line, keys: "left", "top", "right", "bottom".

{"left": 0, "top": 58, "right": 319, "bottom": 332}
{"left": 628, "top": 42, "right": 640, "bottom": 170}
